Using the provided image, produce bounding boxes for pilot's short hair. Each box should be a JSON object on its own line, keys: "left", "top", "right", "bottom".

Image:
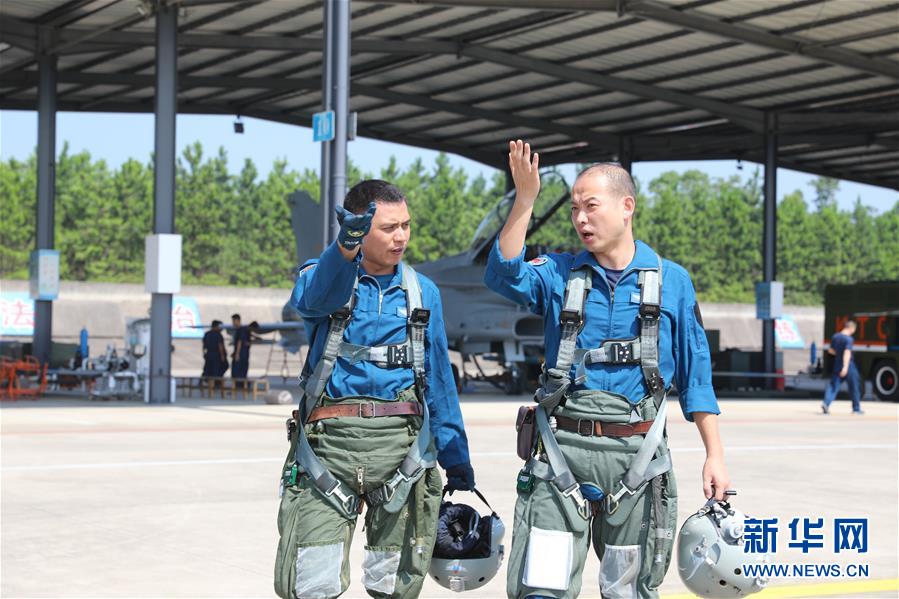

{"left": 231, "top": 313, "right": 241, "bottom": 321}
{"left": 344, "top": 179, "right": 406, "bottom": 214}
{"left": 575, "top": 163, "right": 636, "bottom": 200}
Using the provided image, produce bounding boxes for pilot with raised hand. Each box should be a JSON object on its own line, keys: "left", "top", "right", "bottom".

{"left": 485, "top": 141, "right": 729, "bottom": 599}
{"left": 274, "top": 179, "right": 474, "bottom": 599}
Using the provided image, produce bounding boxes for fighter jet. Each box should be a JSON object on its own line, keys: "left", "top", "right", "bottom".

{"left": 286, "top": 173, "right": 573, "bottom": 393}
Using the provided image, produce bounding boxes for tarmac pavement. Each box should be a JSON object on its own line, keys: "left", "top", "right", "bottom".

{"left": 2, "top": 393, "right": 897, "bottom": 598}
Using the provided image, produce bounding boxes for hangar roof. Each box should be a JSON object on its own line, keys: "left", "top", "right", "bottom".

{"left": 1, "top": 0, "right": 897, "bottom": 189}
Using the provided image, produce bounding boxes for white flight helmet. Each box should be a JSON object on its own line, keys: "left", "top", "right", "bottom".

{"left": 429, "top": 488, "right": 505, "bottom": 592}
{"left": 677, "top": 492, "right": 768, "bottom": 598}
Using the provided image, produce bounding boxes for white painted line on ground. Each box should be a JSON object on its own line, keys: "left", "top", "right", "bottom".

{"left": 2, "top": 444, "right": 894, "bottom": 472}
{"left": 1, "top": 457, "right": 280, "bottom": 472}
{"left": 670, "top": 443, "right": 896, "bottom": 453}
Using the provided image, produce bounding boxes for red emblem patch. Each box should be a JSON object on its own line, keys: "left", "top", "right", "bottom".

{"left": 528, "top": 256, "right": 548, "bottom": 266}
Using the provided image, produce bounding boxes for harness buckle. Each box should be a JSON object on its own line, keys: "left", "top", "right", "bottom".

{"left": 324, "top": 479, "right": 359, "bottom": 514}
{"left": 576, "top": 418, "right": 594, "bottom": 436}
{"left": 332, "top": 306, "right": 352, "bottom": 321}
{"left": 386, "top": 344, "right": 409, "bottom": 365}
{"left": 608, "top": 342, "right": 633, "bottom": 363}
{"left": 559, "top": 309, "right": 582, "bottom": 327}
{"left": 639, "top": 303, "right": 661, "bottom": 320}
{"left": 358, "top": 401, "right": 377, "bottom": 418}
{"left": 410, "top": 308, "right": 430, "bottom": 325}
{"left": 562, "top": 483, "right": 591, "bottom": 520}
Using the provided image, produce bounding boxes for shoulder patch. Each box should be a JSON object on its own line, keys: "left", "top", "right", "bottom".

{"left": 528, "top": 256, "right": 548, "bottom": 266}
{"left": 298, "top": 263, "right": 316, "bottom": 276}
{"left": 693, "top": 303, "right": 704, "bottom": 328}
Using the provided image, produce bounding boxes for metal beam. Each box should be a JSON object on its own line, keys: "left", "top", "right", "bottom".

{"left": 3, "top": 70, "right": 321, "bottom": 92}
{"left": 51, "top": 28, "right": 457, "bottom": 55}
{"left": 381, "top": 0, "right": 617, "bottom": 10}
{"left": 0, "top": 17, "right": 37, "bottom": 52}
{"left": 353, "top": 81, "right": 620, "bottom": 147}
{"left": 33, "top": 30, "right": 57, "bottom": 367}
{"left": 148, "top": 2, "right": 177, "bottom": 405}
{"left": 459, "top": 45, "right": 763, "bottom": 131}
{"left": 624, "top": 0, "right": 899, "bottom": 81}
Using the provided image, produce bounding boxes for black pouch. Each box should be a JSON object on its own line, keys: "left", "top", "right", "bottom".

{"left": 515, "top": 405, "right": 537, "bottom": 460}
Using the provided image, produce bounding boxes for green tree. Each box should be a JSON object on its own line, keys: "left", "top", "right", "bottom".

{"left": 0, "top": 155, "right": 36, "bottom": 278}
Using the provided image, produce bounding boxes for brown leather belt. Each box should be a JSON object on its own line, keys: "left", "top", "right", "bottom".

{"left": 554, "top": 415, "right": 653, "bottom": 437}
{"left": 307, "top": 401, "right": 422, "bottom": 423}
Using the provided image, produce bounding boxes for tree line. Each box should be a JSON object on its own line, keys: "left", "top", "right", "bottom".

{"left": 1, "top": 142, "right": 896, "bottom": 304}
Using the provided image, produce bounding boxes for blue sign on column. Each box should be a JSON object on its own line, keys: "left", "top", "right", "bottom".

{"left": 313, "top": 110, "right": 335, "bottom": 142}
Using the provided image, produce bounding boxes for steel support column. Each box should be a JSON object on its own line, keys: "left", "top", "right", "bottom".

{"left": 319, "top": 0, "right": 333, "bottom": 246}
{"left": 326, "top": 0, "right": 350, "bottom": 243}
{"left": 33, "top": 29, "right": 57, "bottom": 366}
{"left": 762, "top": 113, "right": 777, "bottom": 379}
{"left": 148, "top": 3, "right": 177, "bottom": 404}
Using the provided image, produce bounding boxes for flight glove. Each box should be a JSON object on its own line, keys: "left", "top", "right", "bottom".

{"left": 445, "top": 462, "right": 476, "bottom": 492}
{"left": 335, "top": 202, "right": 376, "bottom": 251}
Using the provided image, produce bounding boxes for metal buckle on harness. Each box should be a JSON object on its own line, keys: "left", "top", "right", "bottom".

{"left": 648, "top": 372, "right": 665, "bottom": 394}
{"left": 606, "top": 482, "right": 638, "bottom": 515}
{"left": 608, "top": 342, "right": 633, "bottom": 363}
{"left": 386, "top": 344, "right": 409, "bottom": 365}
{"left": 410, "top": 308, "right": 430, "bottom": 325}
{"left": 560, "top": 309, "right": 582, "bottom": 327}
{"left": 332, "top": 306, "right": 352, "bottom": 321}
{"left": 367, "top": 481, "right": 396, "bottom": 506}
{"left": 562, "top": 483, "right": 591, "bottom": 520}
{"left": 324, "top": 479, "right": 358, "bottom": 514}
{"left": 639, "top": 303, "right": 661, "bottom": 320}
{"left": 358, "top": 401, "right": 377, "bottom": 418}
{"left": 576, "top": 418, "right": 595, "bottom": 436}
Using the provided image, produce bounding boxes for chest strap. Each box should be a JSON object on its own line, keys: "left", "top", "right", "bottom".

{"left": 307, "top": 401, "right": 422, "bottom": 423}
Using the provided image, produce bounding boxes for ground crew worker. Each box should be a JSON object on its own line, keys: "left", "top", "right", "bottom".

{"left": 230, "top": 313, "right": 251, "bottom": 387}
{"left": 201, "top": 319, "right": 228, "bottom": 378}
{"left": 486, "top": 141, "right": 730, "bottom": 599}
{"left": 274, "top": 179, "right": 475, "bottom": 599}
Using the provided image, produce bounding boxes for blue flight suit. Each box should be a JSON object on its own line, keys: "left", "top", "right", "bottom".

{"left": 289, "top": 241, "right": 471, "bottom": 470}
{"left": 484, "top": 239, "right": 719, "bottom": 420}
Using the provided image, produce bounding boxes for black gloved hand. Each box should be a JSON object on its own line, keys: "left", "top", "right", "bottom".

{"left": 335, "top": 202, "right": 376, "bottom": 251}
{"left": 445, "top": 462, "right": 476, "bottom": 492}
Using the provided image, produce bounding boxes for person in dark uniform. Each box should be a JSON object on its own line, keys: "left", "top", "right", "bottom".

{"left": 822, "top": 318, "right": 863, "bottom": 414}
{"left": 231, "top": 313, "right": 251, "bottom": 387}
{"left": 202, "top": 320, "right": 228, "bottom": 388}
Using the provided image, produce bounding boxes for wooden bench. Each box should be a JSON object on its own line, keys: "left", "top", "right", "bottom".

{"left": 177, "top": 376, "right": 270, "bottom": 402}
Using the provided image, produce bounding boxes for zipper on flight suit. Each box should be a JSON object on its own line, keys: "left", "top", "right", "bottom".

{"left": 356, "top": 465, "right": 365, "bottom": 494}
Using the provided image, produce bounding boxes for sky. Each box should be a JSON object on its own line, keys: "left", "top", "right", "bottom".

{"left": 1, "top": 110, "right": 896, "bottom": 214}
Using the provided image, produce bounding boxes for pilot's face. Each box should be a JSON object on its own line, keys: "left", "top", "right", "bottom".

{"left": 361, "top": 200, "right": 411, "bottom": 272}
{"left": 570, "top": 174, "right": 633, "bottom": 256}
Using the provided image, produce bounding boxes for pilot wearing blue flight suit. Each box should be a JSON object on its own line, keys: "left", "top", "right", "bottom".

{"left": 274, "top": 179, "right": 474, "bottom": 599}
{"left": 486, "top": 141, "right": 730, "bottom": 599}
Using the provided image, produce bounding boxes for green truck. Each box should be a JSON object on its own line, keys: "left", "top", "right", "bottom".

{"left": 823, "top": 281, "right": 899, "bottom": 402}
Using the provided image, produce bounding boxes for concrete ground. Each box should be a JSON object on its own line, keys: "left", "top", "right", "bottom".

{"left": 2, "top": 393, "right": 897, "bottom": 598}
